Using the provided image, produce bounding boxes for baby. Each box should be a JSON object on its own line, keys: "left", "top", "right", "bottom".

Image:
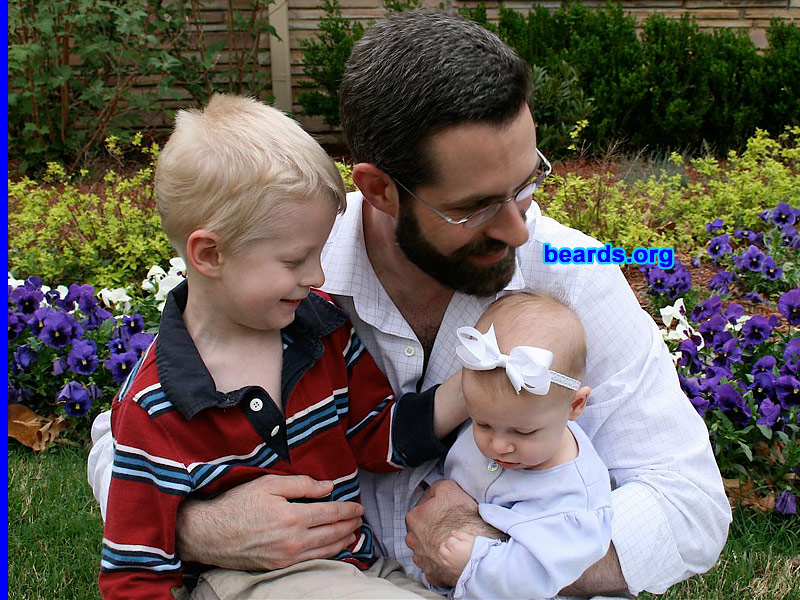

{"left": 437, "top": 291, "right": 613, "bottom": 599}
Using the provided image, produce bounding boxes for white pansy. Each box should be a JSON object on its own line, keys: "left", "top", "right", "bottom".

{"left": 660, "top": 298, "right": 687, "bottom": 329}
{"left": 8, "top": 272, "right": 25, "bottom": 289}
{"left": 155, "top": 273, "right": 186, "bottom": 311}
{"left": 142, "top": 265, "right": 167, "bottom": 293}
{"left": 98, "top": 287, "right": 133, "bottom": 313}
{"left": 725, "top": 315, "right": 749, "bottom": 333}
{"left": 167, "top": 257, "right": 186, "bottom": 277}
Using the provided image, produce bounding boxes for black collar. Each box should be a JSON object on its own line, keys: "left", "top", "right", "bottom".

{"left": 155, "top": 280, "right": 347, "bottom": 419}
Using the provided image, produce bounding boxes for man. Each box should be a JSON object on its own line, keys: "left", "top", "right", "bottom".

{"left": 89, "top": 9, "right": 731, "bottom": 598}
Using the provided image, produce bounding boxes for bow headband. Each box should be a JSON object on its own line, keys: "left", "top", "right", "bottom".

{"left": 455, "top": 324, "right": 581, "bottom": 395}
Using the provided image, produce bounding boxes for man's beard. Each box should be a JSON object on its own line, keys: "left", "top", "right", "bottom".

{"left": 395, "top": 202, "right": 517, "bottom": 297}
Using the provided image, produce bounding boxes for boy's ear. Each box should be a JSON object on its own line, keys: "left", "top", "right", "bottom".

{"left": 352, "top": 163, "right": 400, "bottom": 219}
{"left": 568, "top": 386, "right": 591, "bottom": 421}
{"left": 186, "top": 229, "right": 223, "bottom": 278}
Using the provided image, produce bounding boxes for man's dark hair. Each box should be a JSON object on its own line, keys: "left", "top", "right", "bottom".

{"left": 339, "top": 9, "right": 531, "bottom": 190}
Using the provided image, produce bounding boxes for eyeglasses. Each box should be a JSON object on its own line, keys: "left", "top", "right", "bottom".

{"left": 394, "top": 148, "right": 552, "bottom": 229}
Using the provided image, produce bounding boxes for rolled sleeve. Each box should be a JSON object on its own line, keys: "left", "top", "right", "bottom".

{"left": 87, "top": 409, "right": 114, "bottom": 521}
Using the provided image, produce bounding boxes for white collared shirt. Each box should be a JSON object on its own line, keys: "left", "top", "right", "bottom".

{"left": 320, "top": 192, "right": 732, "bottom": 594}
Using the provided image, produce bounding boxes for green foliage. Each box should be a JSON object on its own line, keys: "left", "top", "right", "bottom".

{"left": 463, "top": 2, "right": 799, "bottom": 155}
{"left": 8, "top": 0, "right": 276, "bottom": 172}
{"left": 8, "top": 138, "right": 173, "bottom": 289}
{"left": 297, "top": 0, "right": 423, "bottom": 128}
{"left": 760, "top": 20, "right": 800, "bottom": 137}
{"left": 298, "top": 0, "right": 364, "bottom": 127}
{"left": 540, "top": 128, "right": 800, "bottom": 251}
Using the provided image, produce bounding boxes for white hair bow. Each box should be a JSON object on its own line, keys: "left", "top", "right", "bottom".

{"left": 455, "top": 324, "right": 581, "bottom": 395}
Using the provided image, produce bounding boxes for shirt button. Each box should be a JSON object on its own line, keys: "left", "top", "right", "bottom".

{"left": 404, "top": 346, "right": 416, "bottom": 357}
{"left": 249, "top": 398, "right": 263, "bottom": 412}
{"left": 270, "top": 425, "right": 280, "bottom": 437}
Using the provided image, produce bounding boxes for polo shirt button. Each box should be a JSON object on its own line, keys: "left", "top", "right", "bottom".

{"left": 270, "top": 425, "right": 280, "bottom": 437}
{"left": 250, "top": 398, "right": 263, "bottom": 412}
{"left": 404, "top": 346, "right": 415, "bottom": 357}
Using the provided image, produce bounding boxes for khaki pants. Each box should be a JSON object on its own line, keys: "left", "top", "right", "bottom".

{"left": 186, "top": 558, "right": 445, "bottom": 600}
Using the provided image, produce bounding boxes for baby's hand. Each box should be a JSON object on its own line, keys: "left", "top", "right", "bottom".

{"left": 438, "top": 530, "right": 475, "bottom": 576}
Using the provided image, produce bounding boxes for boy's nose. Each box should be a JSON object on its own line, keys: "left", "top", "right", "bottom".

{"left": 304, "top": 261, "right": 325, "bottom": 289}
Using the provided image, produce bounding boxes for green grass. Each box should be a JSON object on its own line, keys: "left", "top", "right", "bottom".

{"left": 8, "top": 443, "right": 103, "bottom": 600}
{"left": 8, "top": 443, "right": 800, "bottom": 599}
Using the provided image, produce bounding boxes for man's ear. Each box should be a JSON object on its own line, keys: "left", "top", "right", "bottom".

{"left": 568, "top": 386, "right": 591, "bottom": 421}
{"left": 352, "top": 163, "right": 400, "bottom": 219}
{"left": 186, "top": 229, "right": 222, "bottom": 278}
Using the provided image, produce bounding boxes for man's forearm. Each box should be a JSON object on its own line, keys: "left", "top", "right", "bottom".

{"left": 560, "top": 542, "right": 629, "bottom": 597}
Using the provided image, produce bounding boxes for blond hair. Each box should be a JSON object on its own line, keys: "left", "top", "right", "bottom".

{"left": 472, "top": 292, "right": 587, "bottom": 397}
{"left": 155, "top": 94, "right": 346, "bottom": 256}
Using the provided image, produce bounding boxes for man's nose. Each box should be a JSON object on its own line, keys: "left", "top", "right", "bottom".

{"left": 483, "top": 201, "right": 530, "bottom": 248}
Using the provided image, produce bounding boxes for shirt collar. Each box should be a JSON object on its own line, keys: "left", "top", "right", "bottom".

{"left": 156, "top": 280, "right": 347, "bottom": 419}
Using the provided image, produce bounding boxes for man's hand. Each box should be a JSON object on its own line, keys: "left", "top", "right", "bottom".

{"left": 405, "top": 479, "right": 506, "bottom": 587}
{"left": 176, "top": 474, "right": 364, "bottom": 570}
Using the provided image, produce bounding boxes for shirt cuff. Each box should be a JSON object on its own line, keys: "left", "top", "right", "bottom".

{"left": 611, "top": 481, "right": 687, "bottom": 594}
{"left": 87, "top": 409, "right": 113, "bottom": 520}
{"left": 392, "top": 385, "right": 449, "bottom": 467}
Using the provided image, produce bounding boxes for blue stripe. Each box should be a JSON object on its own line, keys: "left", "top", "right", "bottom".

{"left": 288, "top": 415, "right": 340, "bottom": 446}
{"left": 346, "top": 398, "right": 392, "bottom": 439}
{"left": 345, "top": 336, "right": 366, "bottom": 368}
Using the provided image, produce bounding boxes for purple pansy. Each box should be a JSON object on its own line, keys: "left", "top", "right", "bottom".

{"left": 782, "top": 338, "right": 800, "bottom": 375}
{"left": 26, "top": 307, "right": 56, "bottom": 337}
{"left": 772, "top": 201, "right": 797, "bottom": 228}
{"left": 705, "top": 218, "right": 724, "bottom": 233}
{"left": 708, "top": 269, "right": 736, "bottom": 295}
{"left": 698, "top": 314, "right": 727, "bottom": 347}
{"left": 713, "top": 338, "right": 742, "bottom": 369}
{"left": 776, "top": 376, "right": 800, "bottom": 408}
{"left": 10, "top": 286, "right": 44, "bottom": 314}
{"left": 83, "top": 304, "right": 113, "bottom": 330}
{"left": 678, "top": 338, "right": 702, "bottom": 373}
{"left": 750, "top": 372, "right": 777, "bottom": 402}
{"left": 740, "top": 315, "right": 778, "bottom": 347}
{"left": 761, "top": 256, "right": 783, "bottom": 281}
{"left": 691, "top": 296, "right": 723, "bottom": 322}
{"left": 707, "top": 234, "right": 732, "bottom": 259}
{"left": 716, "top": 383, "right": 752, "bottom": 427}
{"left": 734, "top": 245, "right": 765, "bottom": 272}
{"left": 67, "top": 339, "right": 99, "bottom": 375}
{"left": 778, "top": 289, "right": 800, "bottom": 326}
{"left": 775, "top": 491, "right": 797, "bottom": 515}
{"left": 752, "top": 355, "right": 777, "bottom": 375}
{"left": 733, "top": 229, "right": 764, "bottom": 246}
{"left": 756, "top": 397, "right": 782, "bottom": 428}
{"left": 53, "top": 357, "right": 69, "bottom": 376}
{"left": 781, "top": 225, "right": 799, "bottom": 249}
{"left": 121, "top": 314, "right": 145, "bottom": 338}
{"left": 743, "top": 291, "right": 764, "bottom": 304}
{"left": 57, "top": 381, "right": 93, "bottom": 417}
{"left": 13, "top": 345, "right": 39, "bottom": 372}
{"left": 8, "top": 310, "right": 27, "bottom": 340}
{"left": 107, "top": 337, "right": 128, "bottom": 355}
{"left": 40, "top": 312, "right": 81, "bottom": 348}
{"left": 105, "top": 351, "right": 139, "bottom": 383}
{"left": 128, "top": 332, "right": 155, "bottom": 357}
{"left": 66, "top": 283, "right": 99, "bottom": 313}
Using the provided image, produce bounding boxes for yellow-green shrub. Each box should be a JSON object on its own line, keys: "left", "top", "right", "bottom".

{"left": 8, "top": 141, "right": 173, "bottom": 289}
{"left": 540, "top": 127, "right": 800, "bottom": 251}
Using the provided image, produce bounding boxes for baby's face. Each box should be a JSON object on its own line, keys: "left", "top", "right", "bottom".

{"left": 462, "top": 369, "right": 571, "bottom": 470}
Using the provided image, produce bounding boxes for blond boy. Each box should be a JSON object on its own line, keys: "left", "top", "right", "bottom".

{"left": 99, "top": 95, "right": 463, "bottom": 599}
